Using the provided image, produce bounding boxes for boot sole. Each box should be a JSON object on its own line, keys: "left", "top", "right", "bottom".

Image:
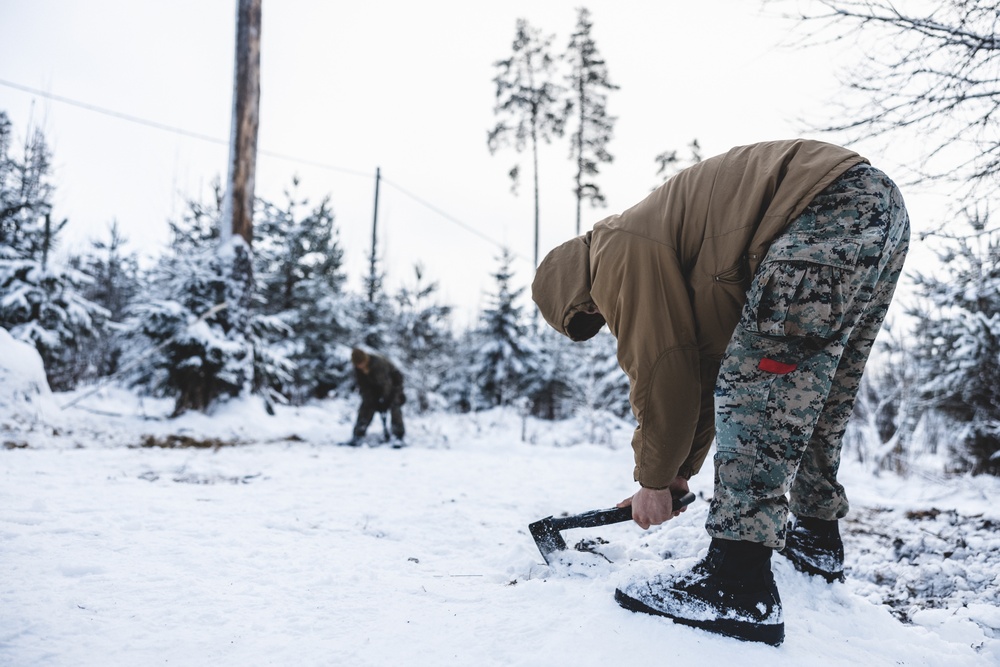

{"left": 778, "top": 549, "right": 845, "bottom": 583}
{"left": 615, "top": 588, "right": 784, "bottom": 646}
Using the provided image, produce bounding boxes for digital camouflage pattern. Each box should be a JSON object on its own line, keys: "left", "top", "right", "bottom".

{"left": 708, "top": 164, "right": 910, "bottom": 548}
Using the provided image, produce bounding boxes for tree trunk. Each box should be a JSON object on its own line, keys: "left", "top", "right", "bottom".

{"left": 531, "top": 121, "right": 540, "bottom": 269}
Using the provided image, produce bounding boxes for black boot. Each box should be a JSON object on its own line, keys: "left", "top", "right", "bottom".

{"left": 615, "top": 538, "right": 784, "bottom": 646}
{"left": 779, "top": 516, "right": 845, "bottom": 583}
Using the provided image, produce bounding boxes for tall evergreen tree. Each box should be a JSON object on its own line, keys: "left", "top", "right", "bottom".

{"left": 565, "top": 7, "right": 618, "bottom": 235}
{"left": 488, "top": 18, "right": 568, "bottom": 267}
{"left": 470, "top": 248, "right": 538, "bottom": 408}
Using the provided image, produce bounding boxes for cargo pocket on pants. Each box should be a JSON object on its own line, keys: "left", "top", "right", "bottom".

{"left": 742, "top": 235, "right": 861, "bottom": 339}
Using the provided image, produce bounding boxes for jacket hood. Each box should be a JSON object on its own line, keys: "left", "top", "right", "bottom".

{"left": 531, "top": 232, "right": 605, "bottom": 341}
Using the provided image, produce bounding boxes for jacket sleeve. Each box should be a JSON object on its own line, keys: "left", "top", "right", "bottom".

{"left": 677, "top": 357, "right": 719, "bottom": 480}
{"left": 591, "top": 228, "right": 703, "bottom": 489}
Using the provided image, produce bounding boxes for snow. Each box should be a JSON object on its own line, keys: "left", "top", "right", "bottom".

{"left": 2, "top": 371, "right": 1000, "bottom": 664}
{"left": 0, "top": 327, "right": 56, "bottom": 421}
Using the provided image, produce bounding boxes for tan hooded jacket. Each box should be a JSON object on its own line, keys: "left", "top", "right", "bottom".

{"left": 532, "top": 139, "right": 867, "bottom": 489}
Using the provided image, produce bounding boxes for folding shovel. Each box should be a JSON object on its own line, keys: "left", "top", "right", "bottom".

{"left": 529, "top": 490, "right": 696, "bottom": 564}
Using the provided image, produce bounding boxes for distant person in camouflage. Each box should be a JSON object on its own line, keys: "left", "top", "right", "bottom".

{"left": 348, "top": 347, "right": 406, "bottom": 448}
{"left": 532, "top": 140, "right": 909, "bottom": 645}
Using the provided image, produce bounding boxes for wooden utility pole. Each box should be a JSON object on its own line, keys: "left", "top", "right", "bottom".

{"left": 367, "top": 166, "right": 381, "bottom": 303}
{"left": 222, "top": 0, "right": 262, "bottom": 246}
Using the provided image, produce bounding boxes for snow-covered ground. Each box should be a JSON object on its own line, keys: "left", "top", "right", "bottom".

{"left": 2, "top": 335, "right": 999, "bottom": 666}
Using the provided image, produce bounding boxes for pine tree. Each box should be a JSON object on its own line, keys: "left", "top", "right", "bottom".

{"left": 122, "top": 192, "right": 290, "bottom": 415}
{"left": 573, "top": 329, "right": 630, "bottom": 418}
{"left": 907, "top": 209, "right": 1000, "bottom": 475}
{"left": 470, "top": 248, "right": 538, "bottom": 408}
{"left": 488, "top": 18, "right": 568, "bottom": 267}
{"left": 70, "top": 221, "right": 142, "bottom": 378}
{"left": 74, "top": 222, "right": 140, "bottom": 322}
{"left": 565, "top": 7, "right": 618, "bottom": 236}
{"left": 0, "top": 113, "right": 108, "bottom": 390}
{"left": 255, "top": 180, "right": 346, "bottom": 315}
{"left": 526, "top": 327, "right": 575, "bottom": 419}
{"left": 0, "top": 112, "right": 53, "bottom": 256}
{"left": 392, "top": 263, "right": 454, "bottom": 412}
{"left": 438, "top": 328, "right": 477, "bottom": 413}
{"left": 654, "top": 138, "right": 702, "bottom": 184}
{"left": 254, "top": 180, "right": 354, "bottom": 400}
{"left": 359, "top": 263, "right": 392, "bottom": 353}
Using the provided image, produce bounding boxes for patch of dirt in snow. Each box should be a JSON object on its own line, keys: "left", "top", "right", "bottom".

{"left": 845, "top": 506, "right": 1000, "bottom": 632}
{"left": 134, "top": 434, "right": 244, "bottom": 449}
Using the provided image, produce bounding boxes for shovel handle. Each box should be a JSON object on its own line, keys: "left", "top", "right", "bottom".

{"left": 548, "top": 491, "right": 696, "bottom": 530}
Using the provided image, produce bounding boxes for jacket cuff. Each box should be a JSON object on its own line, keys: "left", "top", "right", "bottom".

{"left": 634, "top": 465, "right": 674, "bottom": 490}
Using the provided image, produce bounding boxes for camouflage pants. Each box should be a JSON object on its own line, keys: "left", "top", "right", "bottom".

{"left": 706, "top": 163, "right": 909, "bottom": 549}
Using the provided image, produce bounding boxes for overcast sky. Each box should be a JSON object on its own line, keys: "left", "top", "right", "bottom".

{"left": 0, "top": 0, "right": 943, "bottom": 327}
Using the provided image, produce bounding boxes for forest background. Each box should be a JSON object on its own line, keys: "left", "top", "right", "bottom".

{"left": 1, "top": 0, "right": 998, "bottom": 476}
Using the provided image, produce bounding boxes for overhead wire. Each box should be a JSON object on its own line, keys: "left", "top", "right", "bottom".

{"left": 0, "top": 77, "right": 522, "bottom": 258}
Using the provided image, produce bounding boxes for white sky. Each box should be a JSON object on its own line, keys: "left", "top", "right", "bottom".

{"left": 0, "top": 0, "right": 948, "bottom": 327}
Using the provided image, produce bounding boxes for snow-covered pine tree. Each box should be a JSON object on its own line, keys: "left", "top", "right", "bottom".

{"left": 0, "top": 112, "right": 108, "bottom": 390}
{"left": 392, "top": 263, "right": 455, "bottom": 412}
{"left": 122, "top": 190, "right": 290, "bottom": 415}
{"left": 255, "top": 181, "right": 355, "bottom": 400}
{"left": 529, "top": 326, "right": 632, "bottom": 444}
{"left": 469, "top": 248, "right": 538, "bottom": 409}
{"left": 526, "top": 326, "right": 575, "bottom": 419}
{"left": 0, "top": 111, "right": 52, "bottom": 257}
{"left": 358, "top": 258, "right": 392, "bottom": 353}
{"left": 908, "top": 209, "right": 1000, "bottom": 475}
{"left": 73, "top": 222, "right": 140, "bottom": 323}
{"left": 565, "top": 7, "right": 618, "bottom": 236}
{"left": 70, "top": 221, "right": 142, "bottom": 378}
{"left": 572, "top": 329, "right": 629, "bottom": 418}
{"left": 438, "top": 327, "right": 477, "bottom": 413}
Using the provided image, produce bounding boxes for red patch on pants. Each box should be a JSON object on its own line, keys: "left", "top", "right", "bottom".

{"left": 759, "top": 358, "right": 798, "bottom": 374}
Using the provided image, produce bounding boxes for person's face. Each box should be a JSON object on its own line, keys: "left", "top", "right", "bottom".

{"left": 355, "top": 359, "right": 370, "bottom": 374}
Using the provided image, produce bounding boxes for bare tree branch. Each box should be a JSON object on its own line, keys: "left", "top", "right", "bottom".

{"left": 768, "top": 0, "right": 1000, "bottom": 200}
